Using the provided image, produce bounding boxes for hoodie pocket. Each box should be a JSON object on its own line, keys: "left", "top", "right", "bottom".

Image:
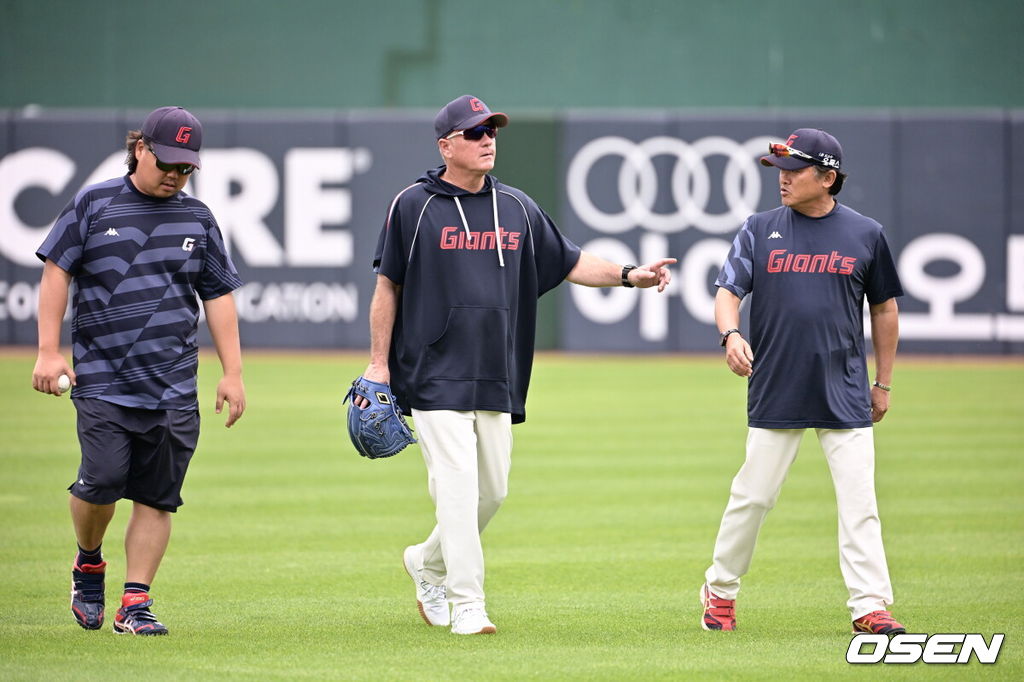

{"left": 425, "top": 306, "right": 510, "bottom": 381}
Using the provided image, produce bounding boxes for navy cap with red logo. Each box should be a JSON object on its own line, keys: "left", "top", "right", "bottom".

{"left": 761, "top": 128, "right": 842, "bottom": 171}
{"left": 434, "top": 95, "right": 509, "bottom": 139}
{"left": 142, "top": 106, "right": 203, "bottom": 168}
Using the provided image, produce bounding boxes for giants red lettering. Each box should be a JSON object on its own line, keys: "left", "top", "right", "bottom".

{"left": 175, "top": 126, "right": 192, "bottom": 144}
{"left": 439, "top": 226, "right": 522, "bottom": 251}
{"left": 767, "top": 249, "right": 856, "bottom": 275}
{"left": 440, "top": 227, "right": 460, "bottom": 249}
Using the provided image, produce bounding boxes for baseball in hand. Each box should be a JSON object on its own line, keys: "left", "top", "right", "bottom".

{"left": 57, "top": 374, "right": 71, "bottom": 394}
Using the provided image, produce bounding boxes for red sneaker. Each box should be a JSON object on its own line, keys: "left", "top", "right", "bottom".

{"left": 113, "top": 592, "right": 168, "bottom": 635}
{"left": 701, "top": 583, "right": 736, "bottom": 631}
{"left": 71, "top": 560, "right": 106, "bottom": 630}
{"left": 853, "top": 610, "right": 905, "bottom": 635}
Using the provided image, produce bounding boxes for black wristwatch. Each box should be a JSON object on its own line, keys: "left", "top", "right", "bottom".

{"left": 621, "top": 264, "right": 637, "bottom": 288}
{"left": 719, "top": 328, "right": 741, "bottom": 347}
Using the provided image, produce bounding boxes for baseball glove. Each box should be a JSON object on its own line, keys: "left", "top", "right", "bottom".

{"left": 343, "top": 376, "right": 416, "bottom": 459}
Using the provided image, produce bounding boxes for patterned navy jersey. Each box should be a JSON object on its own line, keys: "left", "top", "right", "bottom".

{"left": 716, "top": 202, "right": 903, "bottom": 429}
{"left": 37, "top": 175, "right": 242, "bottom": 410}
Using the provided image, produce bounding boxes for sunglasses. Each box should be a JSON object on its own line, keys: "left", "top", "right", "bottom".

{"left": 446, "top": 124, "right": 498, "bottom": 141}
{"left": 146, "top": 143, "right": 196, "bottom": 175}
{"left": 767, "top": 143, "right": 839, "bottom": 169}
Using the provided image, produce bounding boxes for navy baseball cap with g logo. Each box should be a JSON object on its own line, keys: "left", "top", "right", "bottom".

{"left": 142, "top": 106, "right": 203, "bottom": 168}
{"left": 760, "top": 128, "right": 842, "bottom": 171}
{"left": 434, "top": 95, "right": 509, "bottom": 139}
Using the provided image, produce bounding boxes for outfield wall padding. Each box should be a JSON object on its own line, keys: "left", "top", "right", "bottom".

{"left": 1, "top": 109, "right": 1020, "bottom": 354}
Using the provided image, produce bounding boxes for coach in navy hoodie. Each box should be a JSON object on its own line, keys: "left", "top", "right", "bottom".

{"left": 356, "top": 95, "right": 675, "bottom": 635}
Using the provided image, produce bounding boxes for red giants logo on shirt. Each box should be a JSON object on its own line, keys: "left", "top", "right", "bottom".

{"left": 440, "top": 226, "right": 522, "bottom": 251}
{"left": 767, "top": 249, "right": 857, "bottom": 275}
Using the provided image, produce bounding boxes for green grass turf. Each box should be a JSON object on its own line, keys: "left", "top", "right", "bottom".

{"left": 0, "top": 351, "right": 1021, "bottom": 680}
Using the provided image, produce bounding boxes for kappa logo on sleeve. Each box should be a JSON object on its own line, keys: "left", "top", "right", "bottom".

{"left": 847, "top": 633, "right": 1005, "bottom": 665}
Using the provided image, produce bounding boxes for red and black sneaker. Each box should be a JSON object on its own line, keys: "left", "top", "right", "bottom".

{"left": 71, "top": 560, "right": 106, "bottom": 630}
{"left": 701, "top": 583, "right": 736, "bottom": 631}
{"left": 113, "top": 592, "right": 168, "bottom": 636}
{"left": 853, "top": 610, "right": 905, "bottom": 635}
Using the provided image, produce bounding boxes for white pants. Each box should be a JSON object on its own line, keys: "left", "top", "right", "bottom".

{"left": 409, "top": 409, "right": 513, "bottom": 606}
{"left": 704, "top": 427, "right": 895, "bottom": 619}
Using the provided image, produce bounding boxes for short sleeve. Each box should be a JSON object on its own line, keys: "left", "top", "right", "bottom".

{"left": 374, "top": 187, "right": 420, "bottom": 285}
{"left": 36, "top": 197, "right": 90, "bottom": 274}
{"left": 865, "top": 230, "right": 903, "bottom": 304}
{"left": 528, "top": 203, "right": 581, "bottom": 296}
{"left": 715, "top": 218, "right": 755, "bottom": 299}
{"left": 197, "top": 214, "right": 243, "bottom": 300}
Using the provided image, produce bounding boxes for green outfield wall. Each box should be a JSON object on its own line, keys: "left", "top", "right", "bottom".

{"left": 3, "top": 109, "right": 1022, "bottom": 353}
{"left": 2, "top": 0, "right": 1021, "bottom": 110}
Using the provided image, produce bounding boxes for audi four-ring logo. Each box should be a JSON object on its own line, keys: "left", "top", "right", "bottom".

{"left": 566, "top": 135, "right": 775, "bottom": 234}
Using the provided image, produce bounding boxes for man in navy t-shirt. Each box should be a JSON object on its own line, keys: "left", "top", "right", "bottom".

{"left": 700, "top": 129, "right": 907, "bottom": 636}
{"left": 33, "top": 107, "right": 246, "bottom": 636}
{"left": 357, "top": 95, "right": 675, "bottom": 635}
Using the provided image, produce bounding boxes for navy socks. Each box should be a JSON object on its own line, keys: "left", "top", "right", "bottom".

{"left": 75, "top": 544, "right": 103, "bottom": 567}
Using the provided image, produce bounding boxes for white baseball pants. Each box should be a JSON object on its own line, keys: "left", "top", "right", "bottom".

{"left": 408, "top": 409, "right": 513, "bottom": 607}
{"left": 704, "top": 427, "right": 895, "bottom": 619}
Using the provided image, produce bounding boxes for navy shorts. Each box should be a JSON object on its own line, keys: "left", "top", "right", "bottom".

{"left": 70, "top": 398, "right": 200, "bottom": 512}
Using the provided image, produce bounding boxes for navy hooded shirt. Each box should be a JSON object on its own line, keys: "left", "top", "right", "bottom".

{"left": 373, "top": 167, "right": 582, "bottom": 423}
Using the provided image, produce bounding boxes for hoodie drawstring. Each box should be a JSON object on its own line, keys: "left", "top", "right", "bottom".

{"left": 453, "top": 196, "right": 471, "bottom": 240}
{"left": 491, "top": 187, "right": 504, "bottom": 268}
{"left": 452, "top": 191, "right": 505, "bottom": 268}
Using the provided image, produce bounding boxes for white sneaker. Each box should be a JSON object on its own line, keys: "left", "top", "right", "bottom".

{"left": 451, "top": 604, "right": 496, "bottom": 635}
{"left": 402, "top": 545, "right": 449, "bottom": 626}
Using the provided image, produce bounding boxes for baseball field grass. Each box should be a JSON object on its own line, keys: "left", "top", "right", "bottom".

{"left": 1, "top": 350, "right": 1021, "bottom": 680}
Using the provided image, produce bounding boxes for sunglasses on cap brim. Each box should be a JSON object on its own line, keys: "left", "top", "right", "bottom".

{"left": 446, "top": 124, "right": 498, "bottom": 141}
{"left": 146, "top": 143, "right": 196, "bottom": 175}
{"left": 767, "top": 143, "right": 839, "bottom": 169}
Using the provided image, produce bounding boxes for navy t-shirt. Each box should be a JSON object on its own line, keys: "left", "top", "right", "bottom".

{"left": 37, "top": 175, "right": 242, "bottom": 411}
{"left": 716, "top": 202, "right": 903, "bottom": 429}
{"left": 374, "top": 167, "right": 581, "bottom": 423}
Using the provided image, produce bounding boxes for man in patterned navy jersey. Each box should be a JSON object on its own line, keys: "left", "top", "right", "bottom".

{"left": 358, "top": 95, "right": 675, "bottom": 635}
{"left": 700, "top": 129, "right": 907, "bottom": 636}
{"left": 32, "top": 106, "right": 246, "bottom": 636}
